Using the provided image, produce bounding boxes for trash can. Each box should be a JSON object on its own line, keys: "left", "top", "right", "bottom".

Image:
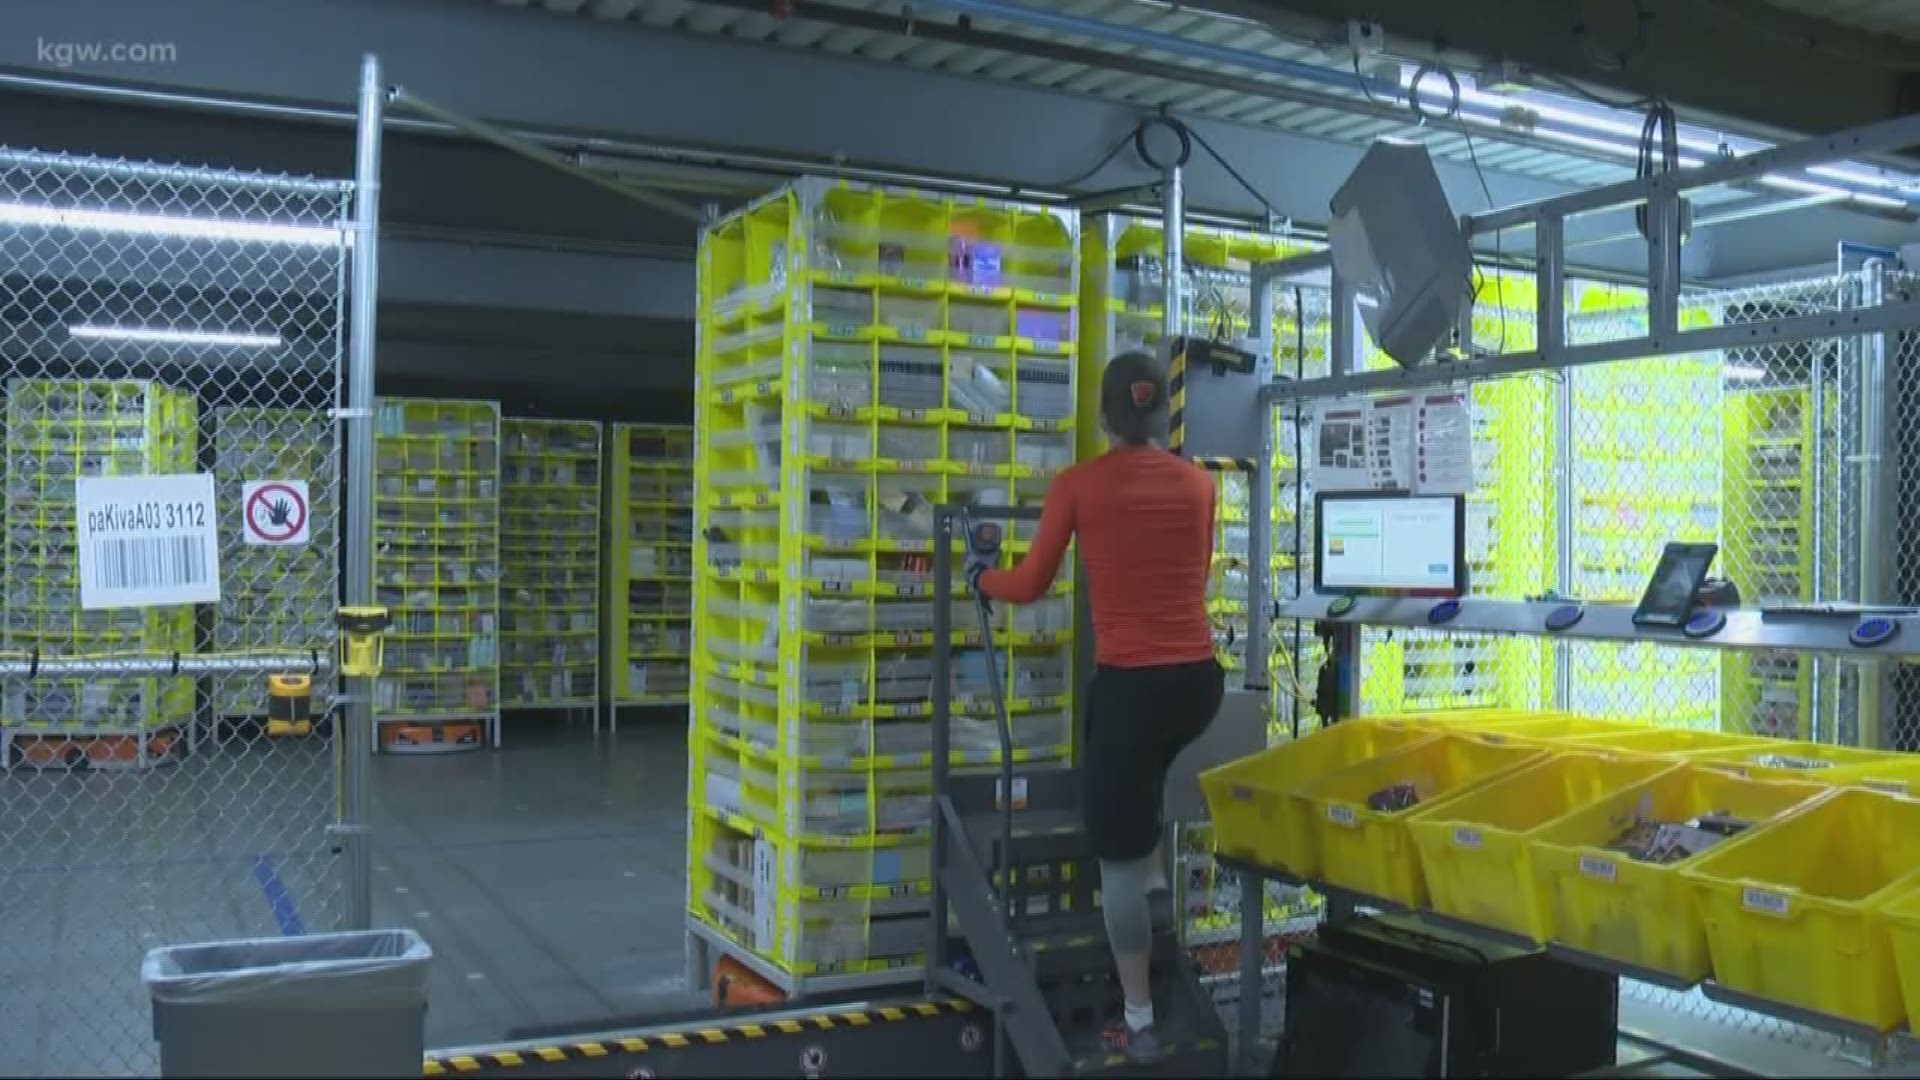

{"left": 143, "top": 928, "right": 431, "bottom": 1078}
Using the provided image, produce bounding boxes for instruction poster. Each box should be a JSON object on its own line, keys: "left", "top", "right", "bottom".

{"left": 1312, "top": 392, "right": 1473, "bottom": 495}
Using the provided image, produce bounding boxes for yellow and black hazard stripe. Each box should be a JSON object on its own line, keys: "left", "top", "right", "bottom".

{"left": 1167, "top": 341, "right": 1188, "bottom": 453}
{"left": 1192, "top": 457, "right": 1257, "bottom": 473}
{"left": 423, "top": 1000, "right": 974, "bottom": 1075}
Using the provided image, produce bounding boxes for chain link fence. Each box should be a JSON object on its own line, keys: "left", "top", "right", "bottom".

{"left": 0, "top": 147, "right": 350, "bottom": 1076}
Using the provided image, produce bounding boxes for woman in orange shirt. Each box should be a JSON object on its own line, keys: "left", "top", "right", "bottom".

{"left": 972, "top": 349, "right": 1224, "bottom": 1063}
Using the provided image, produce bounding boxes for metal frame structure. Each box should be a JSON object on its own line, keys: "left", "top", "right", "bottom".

{"left": 1227, "top": 112, "right": 1920, "bottom": 1077}
{"left": 1251, "top": 113, "right": 1920, "bottom": 402}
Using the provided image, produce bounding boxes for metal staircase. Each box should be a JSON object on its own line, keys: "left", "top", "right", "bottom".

{"left": 926, "top": 505, "right": 1230, "bottom": 1078}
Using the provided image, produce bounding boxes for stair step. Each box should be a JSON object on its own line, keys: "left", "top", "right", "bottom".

{"left": 1018, "top": 911, "right": 1112, "bottom": 976}
{"left": 1062, "top": 1018, "right": 1230, "bottom": 1077}
{"left": 962, "top": 808, "right": 1089, "bottom": 865}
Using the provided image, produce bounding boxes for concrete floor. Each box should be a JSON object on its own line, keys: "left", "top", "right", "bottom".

{"left": 372, "top": 714, "right": 697, "bottom": 1049}
{"left": 0, "top": 712, "right": 695, "bottom": 1076}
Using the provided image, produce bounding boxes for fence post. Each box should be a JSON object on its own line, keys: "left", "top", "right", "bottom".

{"left": 341, "top": 52, "right": 385, "bottom": 931}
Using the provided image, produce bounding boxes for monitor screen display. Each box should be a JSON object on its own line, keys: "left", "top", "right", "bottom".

{"left": 1315, "top": 493, "right": 1466, "bottom": 597}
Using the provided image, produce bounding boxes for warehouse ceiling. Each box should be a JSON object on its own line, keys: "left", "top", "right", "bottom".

{"left": 1759, "top": 0, "right": 1920, "bottom": 42}
{"left": 484, "top": 0, "right": 1920, "bottom": 229}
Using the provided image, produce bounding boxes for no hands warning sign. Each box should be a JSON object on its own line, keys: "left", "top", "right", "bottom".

{"left": 243, "top": 480, "right": 310, "bottom": 545}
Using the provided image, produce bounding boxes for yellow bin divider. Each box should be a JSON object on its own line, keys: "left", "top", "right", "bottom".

{"left": 1407, "top": 751, "right": 1679, "bottom": 941}
{"left": 1680, "top": 787, "right": 1920, "bottom": 1031}
{"left": 1685, "top": 739, "right": 1915, "bottom": 785}
{"left": 1381, "top": 708, "right": 1584, "bottom": 734}
{"left": 1293, "top": 734, "right": 1547, "bottom": 908}
{"left": 1466, "top": 714, "right": 1647, "bottom": 747}
{"left": 1557, "top": 727, "right": 1775, "bottom": 758}
{"left": 1529, "top": 765, "right": 1828, "bottom": 983}
{"left": 1200, "top": 718, "right": 1437, "bottom": 879}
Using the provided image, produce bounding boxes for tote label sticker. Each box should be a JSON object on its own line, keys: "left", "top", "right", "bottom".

{"left": 1452, "top": 826, "right": 1484, "bottom": 849}
{"left": 1327, "top": 804, "right": 1358, "bottom": 828}
{"left": 1742, "top": 887, "right": 1790, "bottom": 916}
{"left": 1578, "top": 855, "right": 1618, "bottom": 882}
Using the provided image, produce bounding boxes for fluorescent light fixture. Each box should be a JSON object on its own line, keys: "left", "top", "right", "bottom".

{"left": 1724, "top": 363, "right": 1769, "bottom": 380}
{"left": 1756, "top": 174, "right": 1908, "bottom": 210}
{"left": 69, "top": 324, "right": 282, "bottom": 348}
{"left": 0, "top": 202, "right": 339, "bottom": 246}
{"left": 1453, "top": 75, "right": 1917, "bottom": 211}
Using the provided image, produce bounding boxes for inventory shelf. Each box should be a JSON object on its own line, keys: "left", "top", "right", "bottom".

{"left": 501, "top": 418, "right": 602, "bottom": 714}
{"left": 3, "top": 379, "right": 198, "bottom": 769}
{"left": 691, "top": 178, "right": 1081, "bottom": 983}
{"left": 373, "top": 397, "right": 502, "bottom": 753}
{"left": 604, "top": 423, "right": 694, "bottom": 731}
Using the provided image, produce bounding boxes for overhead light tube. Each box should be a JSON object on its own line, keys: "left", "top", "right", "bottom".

{"left": 69, "top": 324, "right": 283, "bottom": 347}
{"left": 0, "top": 202, "right": 340, "bottom": 246}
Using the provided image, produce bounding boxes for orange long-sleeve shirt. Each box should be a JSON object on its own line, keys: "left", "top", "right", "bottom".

{"left": 978, "top": 444, "right": 1215, "bottom": 668}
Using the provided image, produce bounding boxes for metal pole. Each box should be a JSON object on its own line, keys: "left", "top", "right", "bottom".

{"left": 341, "top": 52, "right": 384, "bottom": 931}
{"left": 0, "top": 653, "right": 330, "bottom": 679}
{"left": 929, "top": 508, "right": 955, "bottom": 984}
{"left": 1554, "top": 364, "right": 1575, "bottom": 710}
{"left": 1859, "top": 260, "right": 1892, "bottom": 748}
{"left": 1162, "top": 161, "right": 1185, "bottom": 346}
{"left": 1236, "top": 870, "right": 1264, "bottom": 1076}
{"left": 1247, "top": 275, "right": 1272, "bottom": 691}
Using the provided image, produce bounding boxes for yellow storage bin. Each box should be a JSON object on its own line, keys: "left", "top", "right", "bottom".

{"left": 1408, "top": 752, "right": 1678, "bottom": 940}
{"left": 1200, "top": 719, "right": 1436, "bottom": 878}
{"left": 1530, "top": 765, "right": 1827, "bottom": 983}
{"left": 1295, "top": 734, "right": 1547, "bottom": 907}
{"left": 1876, "top": 883, "right": 1920, "bottom": 1033}
{"left": 1560, "top": 727, "right": 1773, "bottom": 758}
{"left": 1681, "top": 788, "right": 1920, "bottom": 1030}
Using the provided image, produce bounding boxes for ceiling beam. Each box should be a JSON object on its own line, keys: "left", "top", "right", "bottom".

{"left": 1202, "top": 0, "right": 1920, "bottom": 141}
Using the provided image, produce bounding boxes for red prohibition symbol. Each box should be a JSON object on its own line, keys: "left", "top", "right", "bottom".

{"left": 245, "top": 482, "right": 308, "bottom": 542}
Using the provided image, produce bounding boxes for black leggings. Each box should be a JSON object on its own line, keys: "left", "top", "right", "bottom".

{"left": 1082, "top": 658, "right": 1226, "bottom": 860}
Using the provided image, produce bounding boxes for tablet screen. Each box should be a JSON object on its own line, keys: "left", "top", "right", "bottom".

{"left": 1632, "top": 543, "right": 1718, "bottom": 627}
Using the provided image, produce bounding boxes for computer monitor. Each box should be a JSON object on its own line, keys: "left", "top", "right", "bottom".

{"left": 1314, "top": 492, "right": 1467, "bottom": 598}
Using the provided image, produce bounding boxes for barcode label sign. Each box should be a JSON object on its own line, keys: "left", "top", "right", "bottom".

{"left": 77, "top": 473, "right": 221, "bottom": 609}
{"left": 1579, "top": 855, "right": 1618, "bottom": 882}
{"left": 1742, "top": 887, "right": 1791, "bottom": 916}
{"left": 1326, "top": 804, "right": 1358, "bottom": 828}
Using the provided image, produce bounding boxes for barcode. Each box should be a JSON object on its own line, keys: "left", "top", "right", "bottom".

{"left": 93, "top": 536, "right": 209, "bottom": 591}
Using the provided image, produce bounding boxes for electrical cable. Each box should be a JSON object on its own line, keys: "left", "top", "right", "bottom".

{"left": 1131, "top": 114, "right": 1193, "bottom": 172}
{"left": 1533, "top": 71, "right": 1654, "bottom": 112}
{"left": 1409, "top": 61, "right": 1510, "bottom": 358}
{"left": 1180, "top": 120, "right": 1288, "bottom": 225}
{"left": 1031, "top": 119, "right": 1148, "bottom": 193}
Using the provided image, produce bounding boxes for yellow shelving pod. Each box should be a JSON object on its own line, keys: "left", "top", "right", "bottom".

{"left": 372, "top": 397, "right": 501, "bottom": 753}
{"left": 1721, "top": 386, "right": 1818, "bottom": 737}
{"left": 1, "top": 379, "right": 198, "bottom": 769}
{"left": 212, "top": 407, "right": 337, "bottom": 722}
{"left": 604, "top": 422, "right": 695, "bottom": 728}
{"left": 690, "top": 178, "right": 1078, "bottom": 991}
{"left": 501, "top": 419, "right": 602, "bottom": 715}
